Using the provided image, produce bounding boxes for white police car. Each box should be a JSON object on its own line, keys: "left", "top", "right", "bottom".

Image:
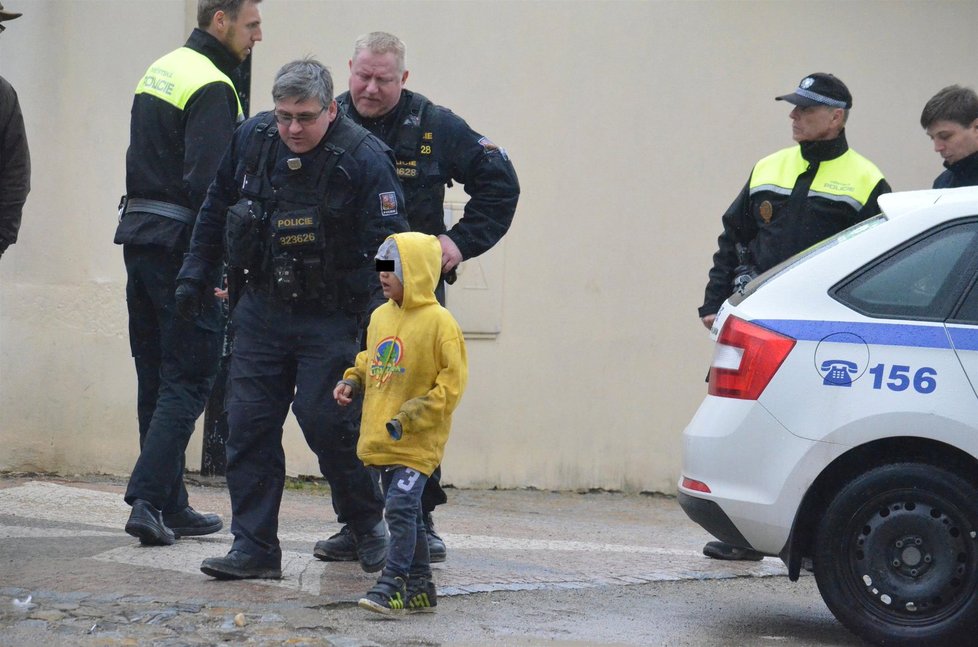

{"left": 679, "top": 187, "right": 978, "bottom": 646}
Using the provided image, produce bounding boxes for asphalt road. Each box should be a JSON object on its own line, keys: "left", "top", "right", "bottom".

{"left": 0, "top": 476, "right": 866, "bottom": 646}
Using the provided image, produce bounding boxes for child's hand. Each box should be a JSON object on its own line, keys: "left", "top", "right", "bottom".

{"left": 333, "top": 381, "right": 353, "bottom": 406}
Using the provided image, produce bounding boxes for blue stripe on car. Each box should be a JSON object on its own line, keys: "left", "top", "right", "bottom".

{"left": 752, "top": 320, "right": 961, "bottom": 349}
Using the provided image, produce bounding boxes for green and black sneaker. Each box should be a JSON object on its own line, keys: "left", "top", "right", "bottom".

{"left": 406, "top": 575, "right": 437, "bottom": 613}
{"left": 358, "top": 573, "right": 407, "bottom": 616}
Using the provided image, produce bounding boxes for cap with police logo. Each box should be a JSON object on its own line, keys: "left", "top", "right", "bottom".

{"left": 776, "top": 73, "right": 852, "bottom": 109}
{"left": 0, "top": 2, "right": 22, "bottom": 22}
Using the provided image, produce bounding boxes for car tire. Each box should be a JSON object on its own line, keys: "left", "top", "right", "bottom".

{"left": 813, "top": 462, "right": 978, "bottom": 646}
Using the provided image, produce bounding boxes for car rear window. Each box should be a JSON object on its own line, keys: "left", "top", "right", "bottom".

{"left": 730, "top": 215, "right": 887, "bottom": 306}
{"left": 833, "top": 220, "right": 978, "bottom": 321}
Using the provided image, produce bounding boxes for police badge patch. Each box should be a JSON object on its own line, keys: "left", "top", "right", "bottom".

{"left": 379, "top": 192, "right": 398, "bottom": 216}
{"left": 478, "top": 136, "right": 499, "bottom": 152}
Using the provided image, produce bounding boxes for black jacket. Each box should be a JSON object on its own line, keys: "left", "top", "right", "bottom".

{"left": 115, "top": 29, "right": 242, "bottom": 251}
{"left": 700, "top": 131, "right": 891, "bottom": 317}
{"left": 933, "top": 151, "right": 978, "bottom": 188}
{"left": 337, "top": 90, "right": 519, "bottom": 261}
{"left": 0, "top": 75, "right": 30, "bottom": 255}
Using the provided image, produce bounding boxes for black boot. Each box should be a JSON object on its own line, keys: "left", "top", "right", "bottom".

{"left": 424, "top": 513, "right": 446, "bottom": 563}
{"left": 313, "top": 525, "right": 358, "bottom": 562}
{"left": 125, "top": 499, "right": 175, "bottom": 546}
{"left": 354, "top": 520, "right": 389, "bottom": 573}
{"left": 163, "top": 506, "right": 223, "bottom": 538}
{"left": 200, "top": 550, "right": 282, "bottom": 580}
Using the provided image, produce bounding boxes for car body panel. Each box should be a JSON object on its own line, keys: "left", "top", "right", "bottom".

{"left": 681, "top": 187, "right": 978, "bottom": 556}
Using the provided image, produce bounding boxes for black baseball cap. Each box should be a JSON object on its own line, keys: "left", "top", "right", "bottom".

{"left": 776, "top": 73, "right": 852, "bottom": 109}
{"left": 0, "top": 2, "right": 22, "bottom": 21}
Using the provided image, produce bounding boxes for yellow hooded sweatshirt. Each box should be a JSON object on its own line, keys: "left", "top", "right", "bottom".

{"left": 346, "top": 232, "right": 468, "bottom": 476}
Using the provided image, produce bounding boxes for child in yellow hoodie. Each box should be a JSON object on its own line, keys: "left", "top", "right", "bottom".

{"left": 334, "top": 231, "right": 468, "bottom": 615}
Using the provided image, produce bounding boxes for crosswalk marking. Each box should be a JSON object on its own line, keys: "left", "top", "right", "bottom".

{"left": 1, "top": 480, "right": 790, "bottom": 598}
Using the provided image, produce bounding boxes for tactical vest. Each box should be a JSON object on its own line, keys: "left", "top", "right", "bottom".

{"left": 339, "top": 92, "right": 447, "bottom": 235}
{"left": 749, "top": 146, "right": 885, "bottom": 211}
{"left": 135, "top": 47, "right": 243, "bottom": 120}
{"left": 226, "top": 113, "right": 372, "bottom": 308}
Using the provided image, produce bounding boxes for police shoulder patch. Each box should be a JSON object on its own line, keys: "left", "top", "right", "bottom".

{"left": 478, "top": 136, "right": 499, "bottom": 152}
{"left": 379, "top": 192, "right": 399, "bottom": 216}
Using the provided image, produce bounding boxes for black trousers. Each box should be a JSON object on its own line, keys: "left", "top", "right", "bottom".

{"left": 123, "top": 245, "right": 222, "bottom": 513}
{"left": 225, "top": 289, "right": 384, "bottom": 563}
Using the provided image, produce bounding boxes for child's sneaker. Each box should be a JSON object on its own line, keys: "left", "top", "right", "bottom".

{"left": 406, "top": 575, "right": 437, "bottom": 613}
{"left": 358, "top": 573, "right": 407, "bottom": 616}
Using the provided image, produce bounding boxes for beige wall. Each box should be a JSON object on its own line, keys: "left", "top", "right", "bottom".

{"left": 1, "top": 0, "right": 975, "bottom": 493}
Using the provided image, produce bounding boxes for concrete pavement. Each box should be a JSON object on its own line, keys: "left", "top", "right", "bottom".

{"left": 0, "top": 475, "right": 793, "bottom": 645}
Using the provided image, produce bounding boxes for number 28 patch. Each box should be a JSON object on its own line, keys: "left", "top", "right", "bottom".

{"left": 379, "top": 191, "right": 398, "bottom": 216}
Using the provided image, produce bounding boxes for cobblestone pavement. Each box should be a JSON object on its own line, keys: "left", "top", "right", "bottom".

{"left": 0, "top": 476, "right": 797, "bottom": 645}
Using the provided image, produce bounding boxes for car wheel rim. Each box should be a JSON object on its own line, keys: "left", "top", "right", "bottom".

{"left": 844, "top": 490, "right": 978, "bottom": 626}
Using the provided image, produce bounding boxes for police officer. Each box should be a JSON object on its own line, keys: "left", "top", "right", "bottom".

{"left": 117, "top": 0, "right": 262, "bottom": 546}
{"left": 698, "top": 73, "right": 891, "bottom": 561}
{"left": 0, "top": 1, "right": 29, "bottom": 261}
{"left": 314, "top": 31, "right": 520, "bottom": 565}
{"left": 179, "top": 57, "right": 407, "bottom": 580}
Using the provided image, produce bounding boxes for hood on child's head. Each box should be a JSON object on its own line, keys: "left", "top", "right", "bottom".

{"left": 376, "top": 232, "right": 441, "bottom": 309}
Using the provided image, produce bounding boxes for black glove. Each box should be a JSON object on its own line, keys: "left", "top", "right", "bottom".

{"left": 386, "top": 419, "right": 403, "bottom": 440}
{"left": 174, "top": 279, "right": 205, "bottom": 321}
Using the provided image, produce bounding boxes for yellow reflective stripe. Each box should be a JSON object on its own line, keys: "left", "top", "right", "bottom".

{"left": 134, "top": 47, "right": 243, "bottom": 119}
{"left": 749, "top": 146, "right": 884, "bottom": 208}
{"left": 750, "top": 146, "right": 807, "bottom": 193}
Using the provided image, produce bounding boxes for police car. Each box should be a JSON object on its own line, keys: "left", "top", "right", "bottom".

{"left": 679, "top": 187, "right": 978, "bottom": 646}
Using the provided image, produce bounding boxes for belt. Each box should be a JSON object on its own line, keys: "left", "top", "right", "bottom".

{"left": 124, "top": 198, "right": 196, "bottom": 225}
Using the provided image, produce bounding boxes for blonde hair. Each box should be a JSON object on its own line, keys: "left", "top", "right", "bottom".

{"left": 353, "top": 31, "right": 406, "bottom": 74}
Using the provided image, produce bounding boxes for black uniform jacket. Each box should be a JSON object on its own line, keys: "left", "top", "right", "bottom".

{"left": 933, "top": 150, "right": 978, "bottom": 189}
{"left": 337, "top": 90, "right": 519, "bottom": 261}
{"left": 0, "top": 75, "right": 30, "bottom": 254}
{"left": 115, "top": 29, "right": 242, "bottom": 251}
{"left": 178, "top": 112, "right": 407, "bottom": 312}
{"left": 700, "top": 132, "right": 891, "bottom": 318}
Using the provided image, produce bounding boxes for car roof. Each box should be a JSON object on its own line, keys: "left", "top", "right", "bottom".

{"left": 879, "top": 186, "right": 978, "bottom": 220}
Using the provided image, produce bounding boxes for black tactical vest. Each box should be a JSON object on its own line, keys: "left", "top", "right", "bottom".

{"left": 339, "top": 92, "right": 449, "bottom": 236}
{"left": 227, "top": 112, "right": 372, "bottom": 308}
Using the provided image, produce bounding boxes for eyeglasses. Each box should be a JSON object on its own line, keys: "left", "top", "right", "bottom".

{"left": 274, "top": 107, "right": 325, "bottom": 126}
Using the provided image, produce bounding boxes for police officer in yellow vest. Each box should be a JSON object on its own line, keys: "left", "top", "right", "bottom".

{"left": 698, "top": 73, "right": 891, "bottom": 560}
{"left": 115, "top": 0, "right": 262, "bottom": 546}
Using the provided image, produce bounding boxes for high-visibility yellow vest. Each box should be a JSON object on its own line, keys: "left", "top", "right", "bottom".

{"left": 135, "top": 47, "right": 243, "bottom": 119}
{"left": 749, "top": 145, "right": 884, "bottom": 211}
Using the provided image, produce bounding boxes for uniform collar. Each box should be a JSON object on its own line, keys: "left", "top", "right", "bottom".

{"left": 343, "top": 91, "right": 409, "bottom": 139}
{"left": 799, "top": 129, "right": 848, "bottom": 163}
{"left": 944, "top": 149, "right": 978, "bottom": 176}
{"left": 185, "top": 28, "right": 242, "bottom": 78}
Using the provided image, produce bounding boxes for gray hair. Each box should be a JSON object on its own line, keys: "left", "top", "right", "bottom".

{"left": 353, "top": 31, "right": 406, "bottom": 75}
{"left": 921, "top": 85, "right": 978, "bottom": 129}
{"left": 197, "top": 0, "right": 260, "bottom": 28}
{"left": 272, "top": 57, "right": 334, "bottom": 108}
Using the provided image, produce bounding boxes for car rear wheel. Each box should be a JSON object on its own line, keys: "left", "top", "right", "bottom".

{"left": 814, "top": 462, "right": 978, "bottom": 646}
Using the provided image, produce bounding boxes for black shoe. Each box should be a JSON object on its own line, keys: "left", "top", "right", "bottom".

{"left": 200, "top": 550, "right": 282, "bottom": 580}
{"left": 424, "top": 513, "right": 446, "bottom": 563}
{"left": 406, "top": 575, "right": 437, "bottom": 613}
{"left": 163, "top": 506, "right": 222, "bottom": 538}
{"left": 358, "top": 572, "right": 407, "bottom": 616}
{"left": 703, "top": 540, "right": 764, "bottom": 561}
{"left": 313, "top": 525, "right": 358, "bottom": 562}
{"left": 355, "top": 520, "right": 389, "bottom": 573}
{"left": 125, "top": 499, "right": 175, "bottom": 546}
